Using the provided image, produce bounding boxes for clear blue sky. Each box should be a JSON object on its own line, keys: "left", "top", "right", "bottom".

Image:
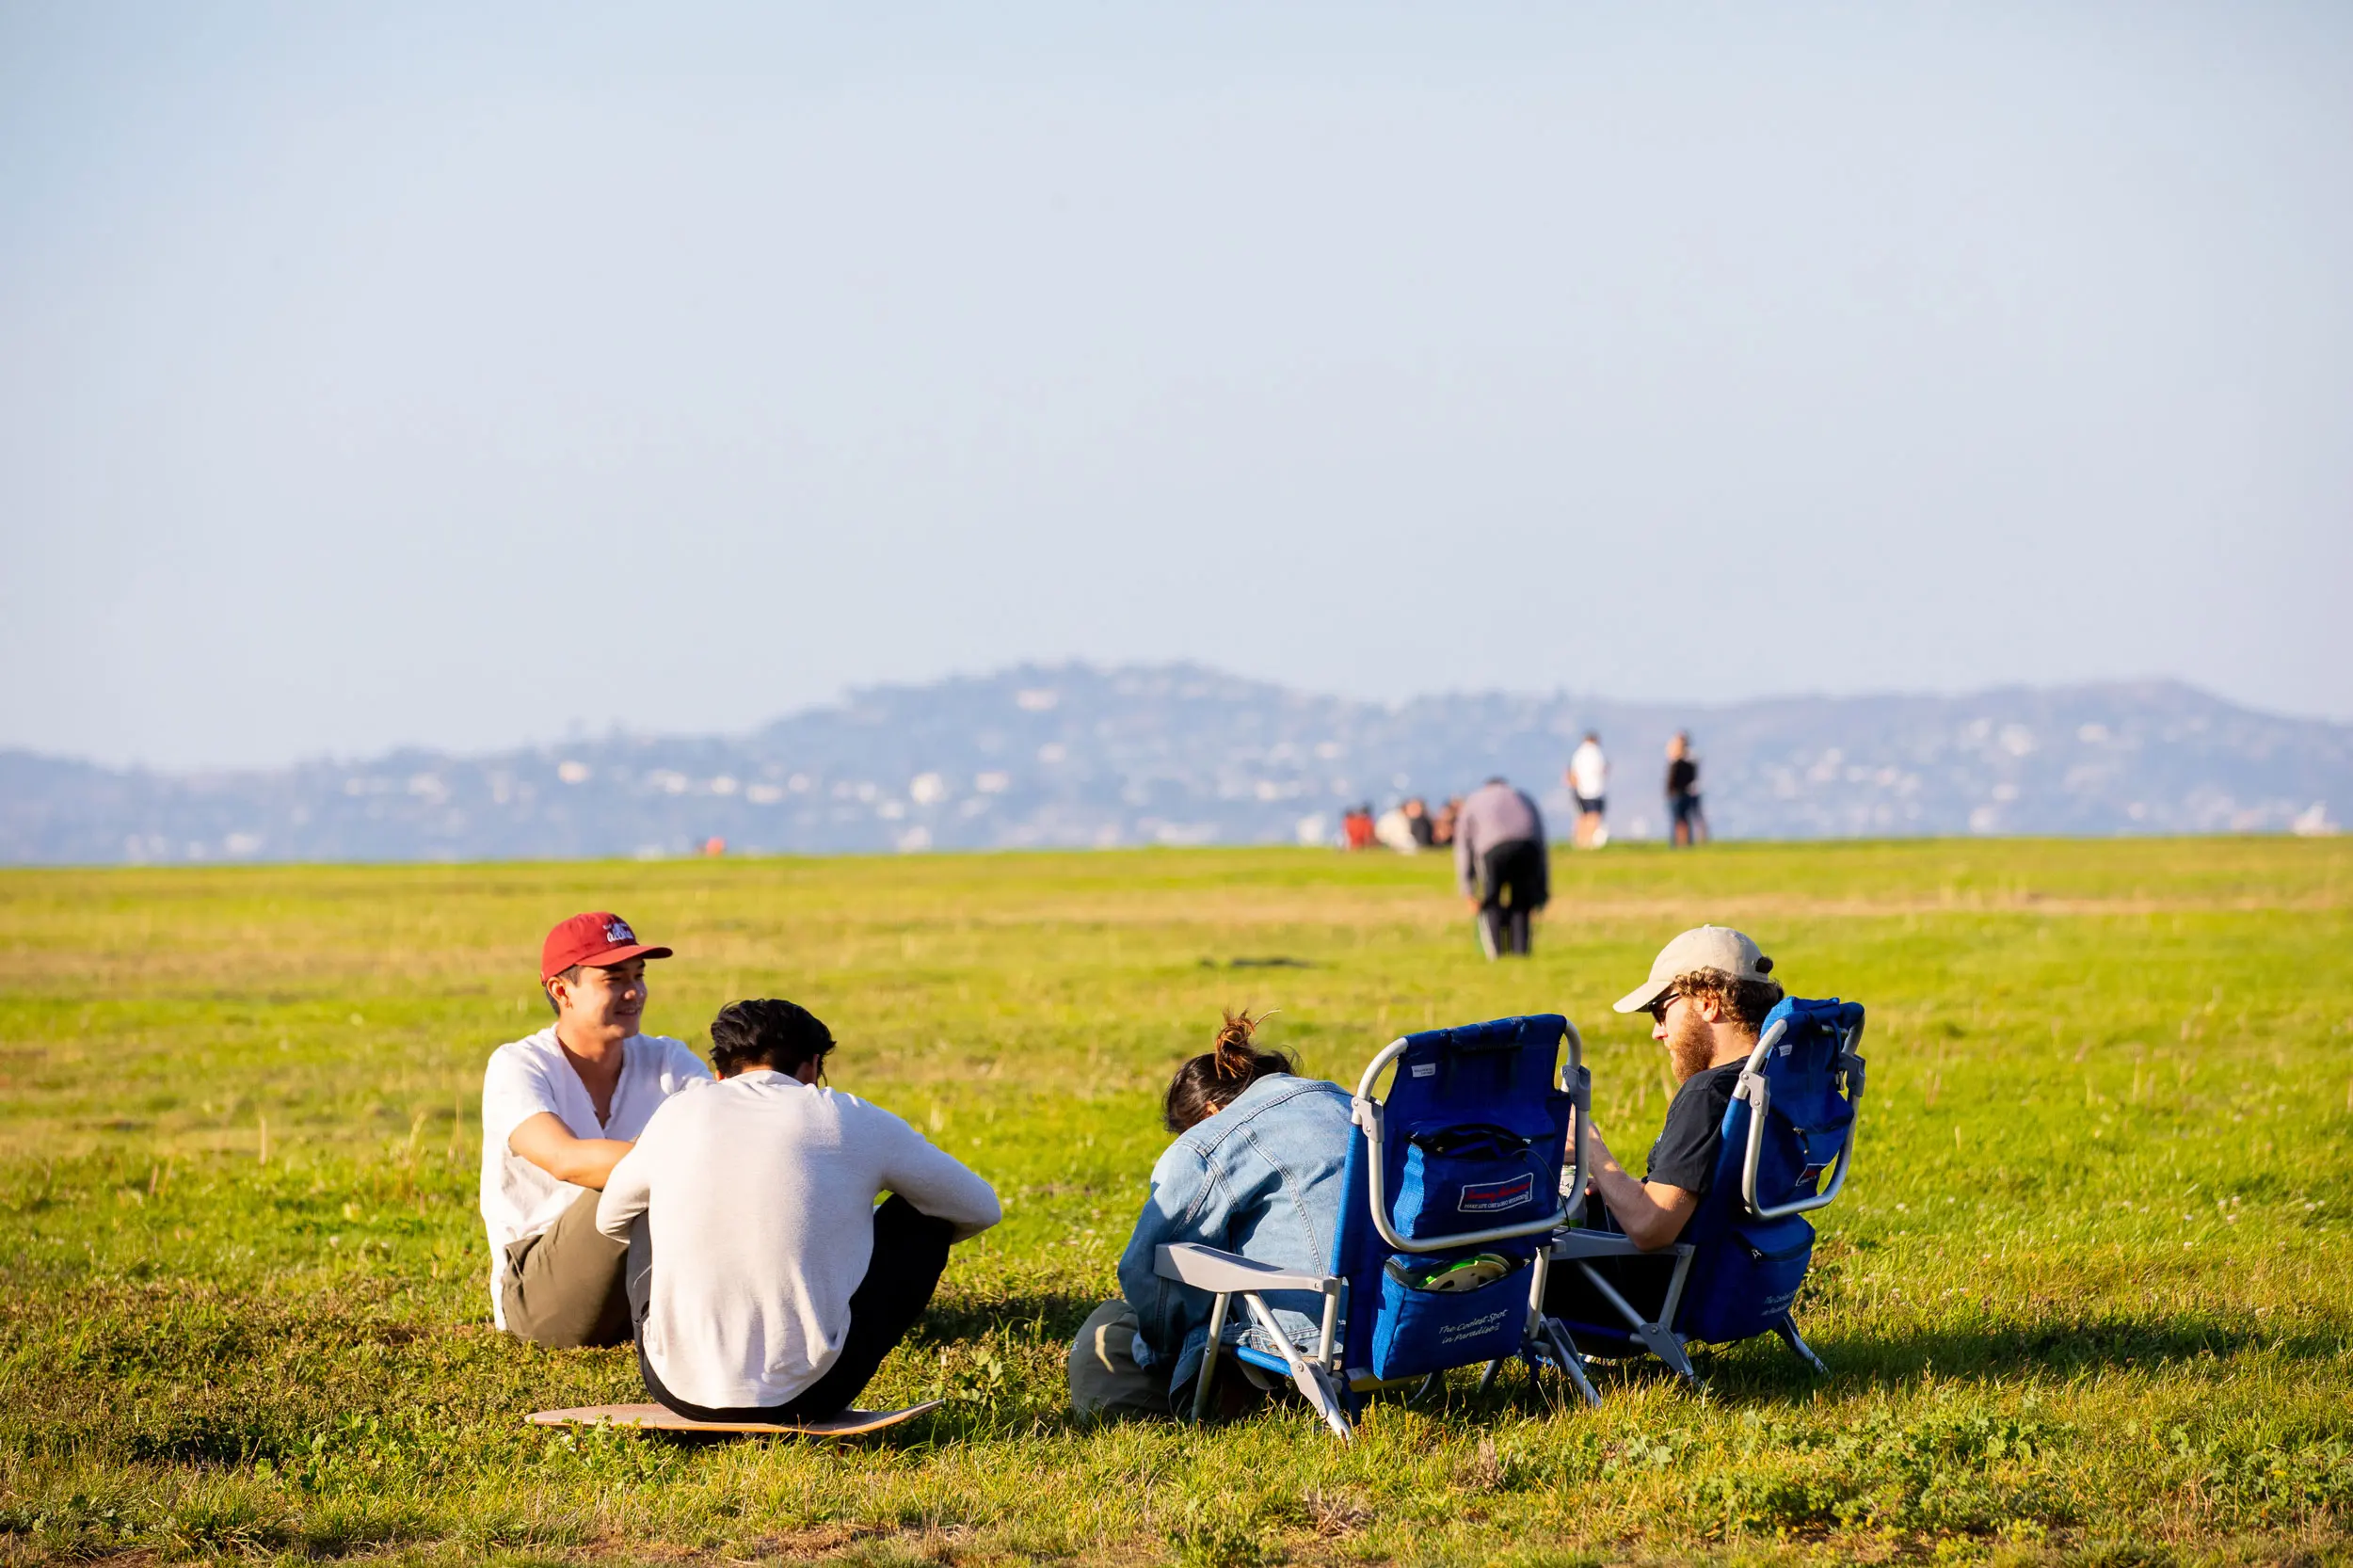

{"left": 5, "top": 2, "right": 2348, "bottom": 769}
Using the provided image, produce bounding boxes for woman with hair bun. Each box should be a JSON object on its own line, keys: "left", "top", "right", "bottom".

{"left": 1066, "top": 1009, "right": 1353, "bottom": 1418}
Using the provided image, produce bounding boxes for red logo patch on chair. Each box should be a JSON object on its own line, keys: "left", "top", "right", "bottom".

{"left": 1456, "top": 1172, "right": 1536, "bottom": 1213}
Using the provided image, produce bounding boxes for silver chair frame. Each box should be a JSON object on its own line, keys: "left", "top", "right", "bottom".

{"left": 1153, "top": 1243, "right": 1353, "bottom": 1438}
{"left": 1152, "top": 1018, "right": 1603, "bottom": 1440}
{"left": 1737, "top": 1016, "right": 1866, "bottom": 1220}
{"left": 1545, "top": 1012, "right": 1867, "bottom": 1385}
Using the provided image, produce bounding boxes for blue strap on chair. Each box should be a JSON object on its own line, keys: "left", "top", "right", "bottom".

{"left": 1155, "top": 1014, "right": 1600, "bottom": 1441}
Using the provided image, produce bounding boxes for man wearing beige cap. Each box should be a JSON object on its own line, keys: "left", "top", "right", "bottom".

{"left": 478, "top": 911, "right": 712, "bottom": 1347}
{"left": 1572, "top": 925, "right": 1785, "bottom": 1250}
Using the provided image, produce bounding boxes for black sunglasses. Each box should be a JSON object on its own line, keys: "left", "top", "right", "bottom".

{"left": 1645, "top": 989, "right": 1686, "bottom": 1024}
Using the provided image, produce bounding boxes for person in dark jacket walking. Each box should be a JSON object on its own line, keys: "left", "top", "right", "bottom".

{"left": 1665, "top": 733, "right": 1707, "bottom": 847}
{"left": 1454, "top": 776, "right": 1549, "bottom": 958}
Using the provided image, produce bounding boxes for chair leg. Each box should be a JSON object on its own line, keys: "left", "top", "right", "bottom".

{"left": 1304, "top": 1365, "right": 1354, "bottom": 1441}
{"left": 1476, "top": 1356, "right": 1505, "bottom": 1395}
{"left": 1190, "top": 1292, "right": 1230, "bottom": 1423}
{"left": 1774, "top": 1314, "right": 1828, "bottom": 1376}
{"left": 1238, "top": 1291, "right": 1353, "bottom": 1442}
{"left": 1573, "top": 1258, "right": 1701, "bottom": 1393}
{"left": 1635, "top": 1321, "right": 1702, "bottom": 1390}
{"left": 1542, "top": 1318, "right": 1604, "bottom": 1410}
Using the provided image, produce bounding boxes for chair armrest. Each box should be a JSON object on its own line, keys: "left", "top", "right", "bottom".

{"left": 1547, "top": 1230, "right": 1692, "bottom": 1261}
{"left": 1154, "top": 1243, "right": 1340, "bottom": 1297}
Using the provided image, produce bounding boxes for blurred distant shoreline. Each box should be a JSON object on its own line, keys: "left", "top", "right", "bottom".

{"left": 3, "top": 663, "right": 2344, "bottom": 865}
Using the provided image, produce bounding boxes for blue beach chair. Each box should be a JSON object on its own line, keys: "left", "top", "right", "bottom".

{"left": 1545, "top": 997, "right": 1866, "bottom": 1385}
{"left": 1153, "top": 1015, "right": 1600, "bottom": 1442}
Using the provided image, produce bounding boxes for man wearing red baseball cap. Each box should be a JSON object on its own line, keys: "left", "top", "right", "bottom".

{"left": 477, "top": 911, "right": 711, "bottom": 1347}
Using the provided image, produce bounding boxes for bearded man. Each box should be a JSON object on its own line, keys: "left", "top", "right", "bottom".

{"left": 1574, "top": 925, "right": 1785, "bottom": 1249}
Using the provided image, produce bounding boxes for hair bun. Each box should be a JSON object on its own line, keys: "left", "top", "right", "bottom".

{"left": 1212, "top": 1007, "right": 1268, "bottom": 1077}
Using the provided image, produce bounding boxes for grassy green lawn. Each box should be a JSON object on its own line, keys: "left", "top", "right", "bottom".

{"left": 2, "top": 839, "right": 2348, "bottom": 1566}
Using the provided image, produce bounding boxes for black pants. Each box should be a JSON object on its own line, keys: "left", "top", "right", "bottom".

{"left": 636, "top": 1194, "right": 953, "bottom": 1423}
{"left": 1476, "top": 838, "right": 1548, "bottom": 958}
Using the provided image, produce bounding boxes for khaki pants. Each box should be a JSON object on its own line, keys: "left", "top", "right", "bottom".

{"left": 1067, "top": 1300, "right": 1171, "bottom": 1417}
{"left": 503, "top": 1188, "right": 632, "bottom": 1348}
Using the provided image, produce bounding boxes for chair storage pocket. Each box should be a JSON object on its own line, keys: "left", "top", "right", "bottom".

{"left": 1369, "top": 1257, "right": 1529, "bottom": 1380}
{"left": 1796, "top": 1120, "right": 1849, "bottom": 1174}
{"left": 1392, "top": 1124, "right": 1547, "bottom": 1240}
{"left": 1682, "top": 1213, "right": 1815, "bottom": 1344}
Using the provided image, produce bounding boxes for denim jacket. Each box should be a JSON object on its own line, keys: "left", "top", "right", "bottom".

{"left": 1115, "top": 1072, "right": 1355, "bottom": 1392}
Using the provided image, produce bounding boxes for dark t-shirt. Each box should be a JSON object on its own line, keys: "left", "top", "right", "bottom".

{"left": 1643, "top": 1062, "right": 1742, "bottom": 1195}
{"left": 1666, "top": 758, "right": 1699, "bottom": 797}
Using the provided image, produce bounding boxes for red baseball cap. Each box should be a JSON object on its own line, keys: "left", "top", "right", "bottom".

{"left": 540, "top": 911, "right": 674, "bottom": 981}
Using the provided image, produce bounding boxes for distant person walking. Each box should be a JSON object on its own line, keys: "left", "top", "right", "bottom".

{"left": 1666, "top": 733, "right": 1707, "bottom": 847}
{"left": 1455, "top": 776, "right": 1549, "bottom": 959}
{"left": 1566, "top": 731, "right": 1609, "bottom": 849}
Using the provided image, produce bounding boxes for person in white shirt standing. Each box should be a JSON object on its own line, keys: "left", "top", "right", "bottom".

{"left": 479, "top": 911, "right": 711, "bottom": 1347}
{"left": 599, "top": 999, "right": 1000, "bottom": 1422}
{"left": 1566, "top": 731, "right": 1609, "bottom": 850}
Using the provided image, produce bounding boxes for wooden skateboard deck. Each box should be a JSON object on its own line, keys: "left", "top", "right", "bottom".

{"left": 527, "top": 1399, "right": 942, "bottom": 1437}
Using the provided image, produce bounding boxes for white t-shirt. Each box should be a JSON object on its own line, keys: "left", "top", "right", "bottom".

{"left": 1569, "top": 741, "right": 1609, "bottom": 801}
{"left": 478, "top": 1026, "right": 711, "bottom": 1328}
{"left": 1373, "top": 807, "right": 1419, "bottom": 853}
{"left": 597, "top": 1070, "right": 1001, "bottom": 1411}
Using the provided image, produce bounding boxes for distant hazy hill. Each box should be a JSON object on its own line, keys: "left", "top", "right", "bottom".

{"left": 2, "top": 664, "right": 2344, "bottom": 864}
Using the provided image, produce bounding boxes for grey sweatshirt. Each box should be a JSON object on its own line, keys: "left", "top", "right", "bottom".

{"left": 1454, "top": 780, "right": 1545, "bottom": 894}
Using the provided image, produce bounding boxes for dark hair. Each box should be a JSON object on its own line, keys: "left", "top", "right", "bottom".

{"left": 544, "top": 965, "right": 582, "bottom": 1017}
{"left": 708, "top": 999, "right": 837, "bottom": 1080}
{"left": 1163, "top": 1009, "right": 1293, "bottom": 1132}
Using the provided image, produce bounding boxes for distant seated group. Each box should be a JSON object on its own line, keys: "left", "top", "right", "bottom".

{"left": 1350, "top": 795, "right": 1447, "bottom": 852}
{"left": 484, "top": 910, "right": 1787, "bottom": 1423}
{"left": 1345, "top": 779, "right": 1554, "bottom": 962}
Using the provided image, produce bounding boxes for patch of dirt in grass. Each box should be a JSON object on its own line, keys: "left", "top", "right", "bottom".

{"left": 555, "top": 1521, "right": 1169, "bottom": 1564}
{"left": 962, "top": 889, "right": 2353, "bottom": 930}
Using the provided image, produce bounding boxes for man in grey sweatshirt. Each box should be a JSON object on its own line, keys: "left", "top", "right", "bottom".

{"left": 1454, "top": 776, "right": 1550, "bottom": 959}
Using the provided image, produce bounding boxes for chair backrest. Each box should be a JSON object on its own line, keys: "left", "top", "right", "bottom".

{"left": 1331, "top": 1016, "right": 1577, "bottom": 1383}
{"left": 1677, "top": 997, "right": 1866, "bottom": 1344}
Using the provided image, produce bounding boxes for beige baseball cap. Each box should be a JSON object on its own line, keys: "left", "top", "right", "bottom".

{"left": 1612, "top": 925, "right": 1775, "bottom": 1014}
